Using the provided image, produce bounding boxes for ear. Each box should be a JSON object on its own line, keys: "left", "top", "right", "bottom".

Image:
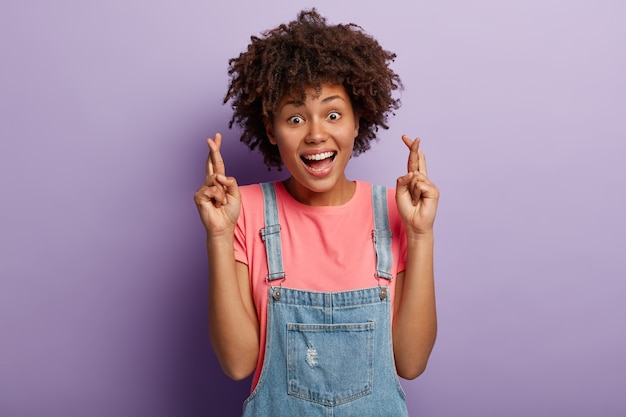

{"left": 353, "top": 114, "right": 360, "bottom": 138}
{"left": 265, "top": 121, "right": 277, "bottom": 145}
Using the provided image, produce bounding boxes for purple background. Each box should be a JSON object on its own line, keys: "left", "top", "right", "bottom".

{"left": 1, "top": 1, "right": 625, "bottom": 416}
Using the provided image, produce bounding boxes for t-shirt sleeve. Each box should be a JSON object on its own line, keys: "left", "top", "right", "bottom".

{"left": 233, "top": 188, "right": 250, "bottom": 266}
{"left": 234, "top": 214, "right": 247, "bottom": 265}
{"left": 387, "top": 188, "right": 408, "bottom": 273}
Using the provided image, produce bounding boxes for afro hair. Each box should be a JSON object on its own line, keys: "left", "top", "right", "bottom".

{"left": 224, "top": 8, "right": 403, "bottom": 169}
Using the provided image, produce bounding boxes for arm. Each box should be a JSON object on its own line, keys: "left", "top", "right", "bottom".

{"left": 194, "top": 133, "right": 259, "bottom": 380}
{"left": 392, "top": 135, "right": 439, "bottom": 380}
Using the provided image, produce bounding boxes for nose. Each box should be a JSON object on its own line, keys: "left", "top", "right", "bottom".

{"left": 305, "top": 118, "right": 327, "bottom": 144}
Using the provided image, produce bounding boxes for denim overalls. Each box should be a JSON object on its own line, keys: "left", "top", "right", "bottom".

{"left": 242, "top": 182, "right": 408, "bottom": 417}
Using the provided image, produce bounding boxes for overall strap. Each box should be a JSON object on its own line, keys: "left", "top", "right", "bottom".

{"left": 372, "top": 185, "right": 393, "bottom": 281}
{"left": 260, "top": 182, "right": 286, "bottom": 282}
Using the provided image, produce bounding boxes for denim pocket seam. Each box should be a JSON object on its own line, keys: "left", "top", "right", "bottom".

{"left": 286, "top": 322, "right": 374, "bottom": 407}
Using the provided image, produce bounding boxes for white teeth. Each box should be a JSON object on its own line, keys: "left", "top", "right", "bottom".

{"left": 303, "top": 152, "right": 334, "bottom": 161}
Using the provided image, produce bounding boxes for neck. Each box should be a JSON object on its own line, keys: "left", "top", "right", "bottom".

{"left": 283, "top": 177, "right": 356, "bottom": 206}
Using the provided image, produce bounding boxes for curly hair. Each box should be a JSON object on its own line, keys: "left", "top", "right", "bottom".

{"left": 224, "top": 9, "right": 403, "bottom": 169}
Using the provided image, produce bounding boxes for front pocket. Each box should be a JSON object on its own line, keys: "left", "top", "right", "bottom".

{"left": 286, "top": 322, "right": 374, "bottom": 406}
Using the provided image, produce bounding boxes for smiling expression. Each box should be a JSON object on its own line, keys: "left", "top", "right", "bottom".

{"left": 266, "top": 83, "right": 360, "bottom": 205}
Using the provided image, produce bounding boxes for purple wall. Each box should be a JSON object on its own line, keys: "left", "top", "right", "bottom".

{"left": 1, "top": 1, "right": 625, "bottom": 416}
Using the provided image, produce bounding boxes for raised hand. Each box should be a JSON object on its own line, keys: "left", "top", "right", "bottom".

{"left": 194, "top": 133, "right": 241, "bottom": 237}
{"left": 395, "top": 135, "right": 439, "bottom": 237}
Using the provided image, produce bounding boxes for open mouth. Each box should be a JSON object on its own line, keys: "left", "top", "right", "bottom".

{"left": 301, "top": 151, "right": 336, "bottom": 172}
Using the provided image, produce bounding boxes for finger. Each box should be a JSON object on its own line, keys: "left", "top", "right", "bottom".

{"left": 205, "top": 133, "right": 224, "bottom": 182}
{"left": 411, "top": 173, "right": 439, "bottom": 201}
{"left": 418, "top": 149, "right": 428, "bottom": 177}
{"left": 396, "top": 171, "right": 413, "bottom": 190}
{"left": 194, "top": 184, "right": 227, "bottom": 207}
{"left": 209, "top": 133, "right": 226, "bottom": 176}
{"left": 409, "top": 175, "right": 423, "bottom": 206}
{"left": 216, "top": 174, "right": 241, "bottom": 203}
{"left": 396, "top": 172, "right": 424, "bottom": 207}
{"left": 402, "top": 135, "right": 420, "bottom": 173}
{"left": 205, "top": 141, "right": 214, "bottom": 181}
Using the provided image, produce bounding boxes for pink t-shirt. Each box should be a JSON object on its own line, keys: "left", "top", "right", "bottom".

{"left": 234, "top": 180, "right": 407, "bottom": 390}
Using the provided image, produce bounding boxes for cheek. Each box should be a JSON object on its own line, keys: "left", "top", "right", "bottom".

{"left": 274, "top": 140, "right": 298, "bottom": 160}
{"left": 342, "top": 125, "right": 358, "bottom": 146}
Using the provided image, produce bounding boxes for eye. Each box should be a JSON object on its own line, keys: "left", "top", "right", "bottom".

{"left": 327, "top": 111, "right": 341, "bottom": 121}
{"left": 288, "top": 115, "right": 304, "bottom": 125}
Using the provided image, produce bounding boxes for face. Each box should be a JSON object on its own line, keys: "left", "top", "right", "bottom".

{"left": 266, "top": 83, "right": 360, "bottom": 205}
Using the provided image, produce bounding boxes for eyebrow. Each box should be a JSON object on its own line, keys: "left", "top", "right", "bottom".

{"left": 282, "top": 95, "right": 345, "bottom": 108}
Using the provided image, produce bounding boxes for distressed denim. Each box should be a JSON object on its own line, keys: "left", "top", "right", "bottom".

{"left": 242, "top": 183, "right": 408, "bottom": 417}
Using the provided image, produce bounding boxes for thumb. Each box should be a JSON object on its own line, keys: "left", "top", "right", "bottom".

{"left": 216, "top": 174, "right": 240, "bottom": 199}
{"left": 396, "top": 171, "right": 414, "bottom": 191}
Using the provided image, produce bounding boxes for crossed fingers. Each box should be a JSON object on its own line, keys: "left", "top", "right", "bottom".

{"left": 206, "top": 132, "right": 226, "bottom": 182}
{"left": 402, "top": 134, "right": 427, "bottom": 176}
{"left": 199, "top": 132, "right": 230, "bottom": 207}
{"left": 401, "top": 134, "right": 436, "bottom": 206}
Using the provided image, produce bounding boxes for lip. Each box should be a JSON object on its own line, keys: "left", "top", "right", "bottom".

{"left": 300, "top": 150, "right": 337, "bottom": 177}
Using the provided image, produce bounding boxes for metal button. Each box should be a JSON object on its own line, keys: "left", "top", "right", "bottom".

{"left": 272, "top": 289, "right": 282, "bottom": 301}
{"left": 379, "top": 287, "right": 387, "bottom": 300}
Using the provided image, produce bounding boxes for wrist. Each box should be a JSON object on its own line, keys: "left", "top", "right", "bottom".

{"left": 206, "top": 227, "right": 235, "bottom": 243}
{"left": 406, "top": 229, "right": 434, "bottom": 245}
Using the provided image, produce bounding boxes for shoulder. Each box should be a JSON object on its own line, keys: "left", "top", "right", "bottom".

{"left": 358, "top": 181, "right": 403, "bottom": 227}
{"left": 239, "top": 182, "right": 261, "bottom": 198}
{"left": 236, "top": 183, "right": 265, "bottom": 231}
{"left": 238, "top": 182, "right": 276, "bottom": 206}
{"left": 355, "top": 180, "right": 397, "bottom": 204}
{"left": 238, "top": 181, "right": 289, "bottom": 223}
